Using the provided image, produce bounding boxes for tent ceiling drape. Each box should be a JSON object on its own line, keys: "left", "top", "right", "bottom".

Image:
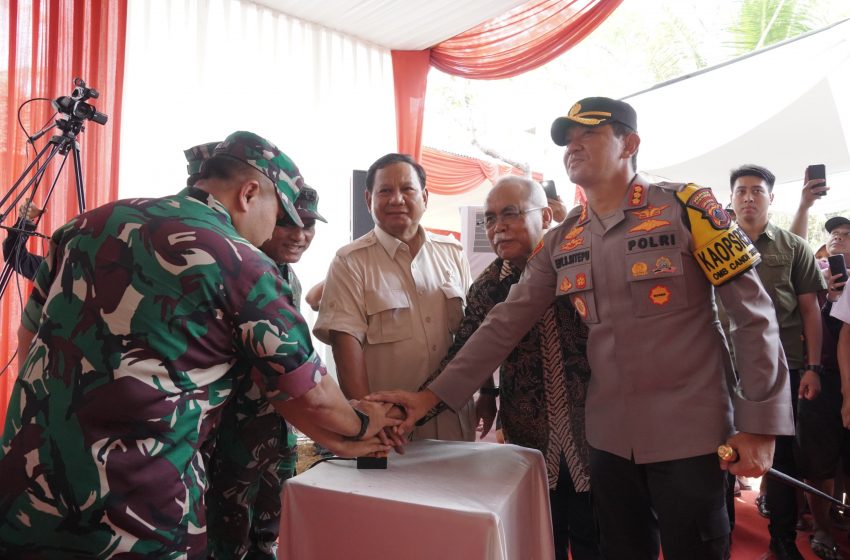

{"left": 392, "top": 0, "right": 622, "bottom": 161}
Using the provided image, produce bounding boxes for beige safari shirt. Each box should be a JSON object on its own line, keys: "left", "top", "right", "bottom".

{"left": 314, "top": 226, "right": 476, "bottom": 441}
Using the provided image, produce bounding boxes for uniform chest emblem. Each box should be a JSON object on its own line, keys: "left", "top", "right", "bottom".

{"left": 559, "top": 276, "right": 573, "bottom": 293}
{"left": 561, "top": 237, "right": 585, "bottom": 251}
{"left": 633, "top": 204, "right": 669, "bottom": 220}
{"left": 629, "top": 219, "right": 671, "bottom": 233}
{"left": 575, "top": 273, "right": 588, "bottom": 289}
{"left": 631, "top": 262, "right": 648, "bottom": 277}
{"left": 564, "top": 226, "right": 584, "bottom": 240}
{"left": 649, "top": 285, "right": 671, "bottom": 306}
{"left": 573, "top": 295, "right": 588, "bottom": 318}
{"left": 653, "top": 256, "right": 676, "bottom": 274}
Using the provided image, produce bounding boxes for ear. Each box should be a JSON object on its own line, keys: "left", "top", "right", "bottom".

{"left": 364, "top": 189, "right": 373, "bottom": 211}
{"left": 541, "top": 205, "right": 554, "bottom": 230}
{"left": 769, "top": 191, "right": 775, "bottom": 205}
{"left": 236, "top": 179, "right": 262, "bottom": 212}
{"left": 623, "top": 132, "right": 640, "bottom": 160}
{"left": 422, "top": 188, "right": 429, "bottom": 208}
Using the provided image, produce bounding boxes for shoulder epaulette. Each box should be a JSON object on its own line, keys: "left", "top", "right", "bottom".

{"left": 674, "top": 183, "right": 760, "bottom": 286}
{"left": 336, "top": 230, "right": 378, "bottom": 258}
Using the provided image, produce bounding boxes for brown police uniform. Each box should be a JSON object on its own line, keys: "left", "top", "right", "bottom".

{"left": 429, "top": 175, "right": 794, "bottom": 559}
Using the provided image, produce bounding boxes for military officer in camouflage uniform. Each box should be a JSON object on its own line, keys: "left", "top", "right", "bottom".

{"left": 372, "top": 97, "right": 794, "bottom": 560}
{"left": 206, "top": 185, "right": 326, "bottom": 560}
{"left": 0, "top": 131, "right": 395, "bottom": 559}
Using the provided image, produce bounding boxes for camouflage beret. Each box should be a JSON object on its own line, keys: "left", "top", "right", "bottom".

{"left": 215, "top": 131, "right": 304, "bottom": 227}
{"left": 294, "top": 186, "right": 327, "bottom": 223}
{"left": 184, "top": 141, "right": 221, "bottom": 186}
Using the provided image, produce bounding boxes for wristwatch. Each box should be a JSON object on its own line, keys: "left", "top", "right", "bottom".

{"left": 345, "top": 407, "right": 370, "bottom": 441}
{"left": 804, "top": 364, "right": 824, "bottom": 375}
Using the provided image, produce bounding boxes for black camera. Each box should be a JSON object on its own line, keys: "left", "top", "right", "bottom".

{"left": 52, "top": 78, "right": 108, "bottom": 126}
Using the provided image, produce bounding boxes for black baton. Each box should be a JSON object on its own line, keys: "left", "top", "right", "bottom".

{"left": 718, "top": 445, "right": 848, "bottom": 511}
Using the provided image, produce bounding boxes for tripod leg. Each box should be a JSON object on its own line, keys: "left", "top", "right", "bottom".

{"left": 71, "top": 142, "right": 86, "bottom": 213}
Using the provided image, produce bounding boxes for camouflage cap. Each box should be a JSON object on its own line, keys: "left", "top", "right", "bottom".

{"left": 215, "top": 131, "right": 304, "bottom": 227}
{"left": 294, "top": 186, "right": 327, "bottom": 223}
{"left": 184, "top": 141, "right": 221, "bottom": 186}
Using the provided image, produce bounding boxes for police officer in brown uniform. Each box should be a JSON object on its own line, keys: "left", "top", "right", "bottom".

{"left": 371, "top": 97, "right": 794, "bottom": 560}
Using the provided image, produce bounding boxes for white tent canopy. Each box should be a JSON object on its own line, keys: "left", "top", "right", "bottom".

{"left": 626, "top": 19, "right": 850, "bottom": 214}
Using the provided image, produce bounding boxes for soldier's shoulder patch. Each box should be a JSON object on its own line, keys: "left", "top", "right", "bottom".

{"left": 676, "top": 184, "right": 731, "bottom": 230}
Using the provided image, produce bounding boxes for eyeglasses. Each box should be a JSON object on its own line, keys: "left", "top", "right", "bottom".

{"left": 477, "top": 207, "right": 546, "bottom": 230}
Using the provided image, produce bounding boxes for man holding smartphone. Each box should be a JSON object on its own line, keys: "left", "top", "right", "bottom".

{"left": 799, "top": 216, "right": 850, "bottom": 559}
{"left": 789, "top": 164, "right": 829, "bottom": 239}
{"left": 729, "top": 164, "right": 825, "bottom": 560}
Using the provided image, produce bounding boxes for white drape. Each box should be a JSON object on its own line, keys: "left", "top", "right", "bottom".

{"left": 120, "top": 0, "right": 397, "bottom": 368}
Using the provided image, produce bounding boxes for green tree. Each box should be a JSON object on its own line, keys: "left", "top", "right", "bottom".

{"left": 726, "top": 0, "right": 832, "bottom": 54}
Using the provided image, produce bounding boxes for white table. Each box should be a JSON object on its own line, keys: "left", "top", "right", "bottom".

{"left": 279, "top": 439, "right": 555, "bottom": 560}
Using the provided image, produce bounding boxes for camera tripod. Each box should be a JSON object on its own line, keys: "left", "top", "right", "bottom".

{"left": 0, "top": 78, "right": 107, "bottom": 304}
{"left": 0, "top": 116, "right": 87, "bottom": 302}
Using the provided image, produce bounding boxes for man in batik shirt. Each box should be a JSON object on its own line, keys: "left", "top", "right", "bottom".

{"left": 207, "top": 186, "right": 326, "bottom": 560}
{"left": 421, "top": 176, "right": 598, "bottom": 560}
{"left": 0, "top": 131, "right": 394, "bottom": 559}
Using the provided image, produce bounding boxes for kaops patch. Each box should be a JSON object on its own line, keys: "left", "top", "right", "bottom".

{"left": 685, "top": 187, "right": 731, "bottom": 230}
{"left": 675, "top": 183, "right": 760, "bottom": 286}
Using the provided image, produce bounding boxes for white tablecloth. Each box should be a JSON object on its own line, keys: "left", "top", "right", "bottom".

{"left": 279, "top": 439, "right": 554, "bottom": 560}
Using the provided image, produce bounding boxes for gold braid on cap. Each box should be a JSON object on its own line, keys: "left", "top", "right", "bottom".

{"left": 565, "top": 102, "right": 612, "bottom": 126}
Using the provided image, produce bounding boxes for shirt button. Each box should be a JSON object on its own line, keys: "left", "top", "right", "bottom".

{"left": 425, "top": 316, "right": 431, "bottom": 323}
{"left": 432, "top": 345, "right": 437, "bottom": 351}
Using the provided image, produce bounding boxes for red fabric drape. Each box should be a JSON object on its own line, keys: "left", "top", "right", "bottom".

{"left": 431, "top": 0, "right": 623, "bottom": 79}
{"left": 422, "top": 146, "right": 542, "bottom": 196}
{"left": 392, "top": 0, "right": 621, "bottom": 186}
{"left": 391, "top": 49, "right": 431, "bottom": 162}
{"left": 0, "top": 0, "right": 127, "bottom": 422}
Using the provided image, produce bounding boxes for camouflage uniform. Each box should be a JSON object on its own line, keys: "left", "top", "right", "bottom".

{"left": 0, "top": 132, "right": 322, "bottom": 559}
{"left": 206, "top": 187, "right": 326, "bottom": 560}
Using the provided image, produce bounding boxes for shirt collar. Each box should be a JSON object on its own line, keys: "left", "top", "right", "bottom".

{"left": 759, "top": 221, "right": 778, "bottom": 241}
{"left": 374, "top": 224, "right": 426, "bottom": 259}
{"left": 180, "top": 186, "right": 232, "bottom": 218}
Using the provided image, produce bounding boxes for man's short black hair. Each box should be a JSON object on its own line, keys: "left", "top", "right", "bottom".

{"left": 197, "top": 154, "right": 258, "bottom": 183}
{"left": 730, "top": 164, "right": 776, "bottom": 192}
{"left": 365, "top": 153, "right": 426, "bottom": 193}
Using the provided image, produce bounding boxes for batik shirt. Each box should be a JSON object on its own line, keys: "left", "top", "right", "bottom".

{"left": 0, "top": 187, "right": 325, "bottom": 559}
{"left": 425, "top": 258, "right": 591, "bottom": 490}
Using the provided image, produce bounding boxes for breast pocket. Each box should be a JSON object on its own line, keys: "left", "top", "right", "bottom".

{"left": 440, "top": 282, "right": 466, "bottom": 334}
{"left": 365, "top": 289, "right": 412, "bottom": 344}
{"left": 626, "top": 251, "right": 688, "bottom": 317}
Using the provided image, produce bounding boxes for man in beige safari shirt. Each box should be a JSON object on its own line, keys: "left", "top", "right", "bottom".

{"left": 314, "top": 153, "right": 476, "bottom": 441}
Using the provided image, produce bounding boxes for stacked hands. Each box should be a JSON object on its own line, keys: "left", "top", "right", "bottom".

{"left": 352, "top": 391, "right": 778, "bottom": 478}
{"left": 342, "top": 389, "right": 443, "bottom": 458}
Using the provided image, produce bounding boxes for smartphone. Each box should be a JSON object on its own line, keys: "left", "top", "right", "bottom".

{"left": 541, "top": 180, "right": 558, "bottom": 200}
{"left": 828, "top": 253, "right": 848, "bottom": 290}
{"left": 807, "top": 164, "right": 827, "bottom": 196}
